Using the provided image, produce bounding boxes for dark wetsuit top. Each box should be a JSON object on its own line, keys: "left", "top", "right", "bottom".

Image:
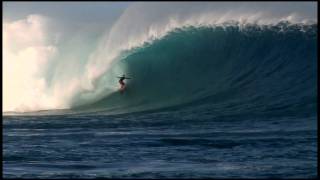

{"left": 119, "top": 77, "right": 126, "bottom": 86}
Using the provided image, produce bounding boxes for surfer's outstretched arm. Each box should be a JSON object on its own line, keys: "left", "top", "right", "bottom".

{"left": 117, "top": 76, "right": 131, "bottom": 79}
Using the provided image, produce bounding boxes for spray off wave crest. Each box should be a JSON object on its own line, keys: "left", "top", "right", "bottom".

{"left": 3, "top": 15, "right": 61, "bottom": 112}
{"left": 3, "top": 2, "right": 317, "bottom": 114}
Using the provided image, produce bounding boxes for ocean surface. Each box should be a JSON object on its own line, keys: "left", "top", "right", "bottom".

{"left": 3, "top": 22, "right": 318, "bottom": 178}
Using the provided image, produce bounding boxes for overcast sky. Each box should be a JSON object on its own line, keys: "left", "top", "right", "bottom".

{"left": 3, "top": 2, "right": 316, "bottom": 28}
{"left": 3, "top": 2, "right": 132, "bottom": 31}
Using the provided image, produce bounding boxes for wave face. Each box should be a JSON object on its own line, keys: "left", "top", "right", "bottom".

{"left": 73, "top": 22, "right": 317, "bottom": 116}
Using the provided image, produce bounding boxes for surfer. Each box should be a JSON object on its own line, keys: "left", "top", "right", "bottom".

{"left": 117, "top": 74, "right": 131, "bottom": 91}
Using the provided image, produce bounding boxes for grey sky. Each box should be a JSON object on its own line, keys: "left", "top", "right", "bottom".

{"left": 3, "top": 2, "right": 132, "bottom": 28}
{"left": 4, "top": 2, "right": 316, "bottom": 27}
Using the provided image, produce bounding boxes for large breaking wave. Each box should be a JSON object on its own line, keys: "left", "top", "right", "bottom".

{"left": 71, "top": 22, "right": 317, "bottom": 116}
{"left": 3, "top": 2, "right": 317, "bottom": 115}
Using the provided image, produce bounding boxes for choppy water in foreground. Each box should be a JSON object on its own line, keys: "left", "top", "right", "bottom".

{"left": 3, "top": 105, "right": 317, "bottom": 178}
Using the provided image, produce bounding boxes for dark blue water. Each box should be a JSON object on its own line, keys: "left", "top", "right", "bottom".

{"left": 3, "top": 108, "right": 317, "bottom": 178}
{"left": 3, "top": 22, "right": 318, "bottom": 178}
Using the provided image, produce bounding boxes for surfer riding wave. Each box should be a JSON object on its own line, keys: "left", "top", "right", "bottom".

{"left": 117, "top": 74, "right": 131, "bottom": 92}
